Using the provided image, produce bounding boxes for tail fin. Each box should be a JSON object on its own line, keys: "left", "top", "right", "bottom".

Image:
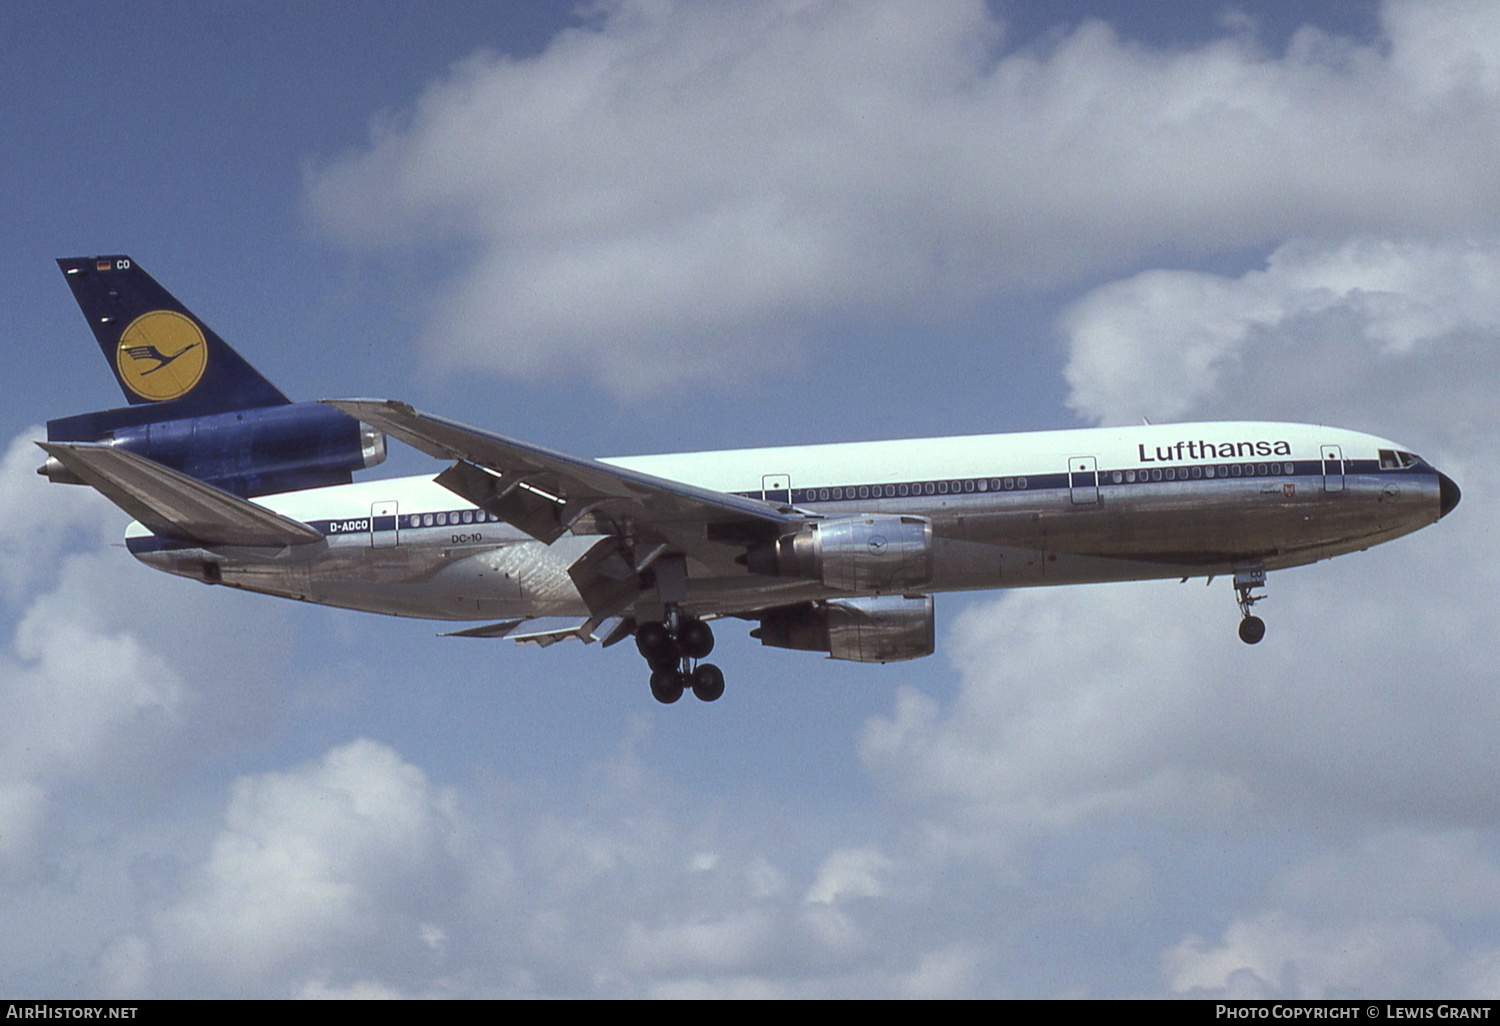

{"left": 56, "top": 256, "right": 288, "bottom": 414}
{"left": 45, "top": 255, "right": 386, "bottom": 498}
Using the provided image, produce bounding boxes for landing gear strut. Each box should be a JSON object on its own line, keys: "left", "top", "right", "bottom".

{"left": 1234, "top": 568, "right": 1267, "bottom": 645}
{"left": 636, "top": 610, "right": 724, "bottom": 703}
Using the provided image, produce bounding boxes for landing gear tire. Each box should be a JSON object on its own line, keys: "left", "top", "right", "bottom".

{"left": 1238, "top": 615, "right": 1266, "bottom": 645}
{"left": 650, "top": 669, "right": 686, "bottom": 704}
{"left": 636, "top": 622, "right": 681, "bottom": 673}
{"left": 691, "top": 663, "right": 725, "bottom": 702}
{"left": 678, "top": 618, "right": 715, "bottom": 660}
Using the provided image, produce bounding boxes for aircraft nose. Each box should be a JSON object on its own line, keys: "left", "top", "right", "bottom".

{"left": 1438, "top": 471, "right": 1461, "bottom": 519}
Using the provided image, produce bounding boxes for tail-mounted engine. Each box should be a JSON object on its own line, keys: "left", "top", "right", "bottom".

{"left": 752, "top": 595, "right": 934, "bottom": 663}
{"left": 743, "top": 514, "right": 933, "bottom": 593}
{"left": 40, "top": 401, "right": 385, "bottom": 498}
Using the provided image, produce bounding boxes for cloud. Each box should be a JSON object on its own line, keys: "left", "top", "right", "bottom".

{"left": 120, "top": 738, "right": 467, "bottom": 996}
{"left": 0, "top": 427, "right": 299, "bottom": 995}
{"left": 307, "top": 0, "right": 1500, "bottom": 396}
{"left": 0, "top": 431, "right": 246, "bottom": 876}
{"left": 1061, "top": 237, "right": 1500, "bottom": 449}
{"left": 1164, "top": 910, "right": 1454, "bottom": 998}
{"left": 0, "top": 449, "right": 294, "bottom": 814}
{"left": 1163, "top": 831, "right": 1500, "bottom": 998}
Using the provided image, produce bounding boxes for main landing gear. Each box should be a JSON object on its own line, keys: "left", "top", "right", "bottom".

{"left": 1234, "top": 568, "right": 1267, "bottom": 645}
{"left": 636, "top": 611, "right": 725, "bottom": 703}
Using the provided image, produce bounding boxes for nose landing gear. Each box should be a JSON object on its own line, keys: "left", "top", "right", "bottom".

{"left": 1233, "top": 567, "right": 1267, "bottom": 645}
{"left": 636, "top": 610, "right": 724, "bottom": 703}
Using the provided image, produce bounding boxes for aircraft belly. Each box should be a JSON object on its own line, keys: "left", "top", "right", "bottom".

{"left": 304, "top": 536, "right": 593, "bottom": 620}
{"left": 166, "top": 532, "right": 590, "bottom": 621}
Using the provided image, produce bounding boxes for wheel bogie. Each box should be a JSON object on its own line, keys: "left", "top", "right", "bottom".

{"left": 638, "top": 615, "right": 725, "bottom": 703}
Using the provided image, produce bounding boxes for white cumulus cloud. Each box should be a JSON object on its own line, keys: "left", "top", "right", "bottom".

{"left": 308, "top": 0, "right": 1500, "bottom": 396}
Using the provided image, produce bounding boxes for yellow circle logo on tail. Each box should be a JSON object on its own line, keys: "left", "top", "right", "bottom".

{"left": 116, "top": 310, "right": 207, "bottom": 401}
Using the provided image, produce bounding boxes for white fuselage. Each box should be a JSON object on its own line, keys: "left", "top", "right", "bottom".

{"left": 124, "top": 421, "right": 1451, "bottom": 624}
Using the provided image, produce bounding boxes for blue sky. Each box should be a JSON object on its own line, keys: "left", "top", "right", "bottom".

{"left": 1, "top": 0, "right": 1498, "bottom": 998}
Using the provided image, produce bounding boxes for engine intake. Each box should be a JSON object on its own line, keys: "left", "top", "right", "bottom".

{"left": 744, "top": 514, "right": 933, "bottom": 593}
{"left": 752, "top": 595, "right": 934, "bottom": 663}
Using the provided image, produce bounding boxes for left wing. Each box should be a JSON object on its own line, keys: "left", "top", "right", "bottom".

{"left": 325, "top": 399, "right": 804, "bottom": 622}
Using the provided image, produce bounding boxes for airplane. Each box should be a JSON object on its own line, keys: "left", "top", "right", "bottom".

{"left": 37, "top": 256, "right": 1461, "bottom": 703}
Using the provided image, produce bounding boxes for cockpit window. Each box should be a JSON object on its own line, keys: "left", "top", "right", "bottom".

{"left": 1379, "top": 449, "right": 1422, "bottom": 469}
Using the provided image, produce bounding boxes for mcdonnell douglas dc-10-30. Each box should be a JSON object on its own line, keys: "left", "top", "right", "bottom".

{"left": 37, "top": 257, "right": 1460, "bottom": 703}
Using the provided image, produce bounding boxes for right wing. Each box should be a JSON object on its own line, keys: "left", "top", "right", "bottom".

{"left": 37, "top": 441, "right": 323, "bottom": 547}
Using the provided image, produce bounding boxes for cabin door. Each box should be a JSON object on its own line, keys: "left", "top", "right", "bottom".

{"left": 1069, "top": 456, "right": 1099, "bottom": 504}
{"left": 1320, "top": 445, "right": 1345, "bottom": 493}
{"left": 371, "top": 501, "right": 400, "bottom": 548}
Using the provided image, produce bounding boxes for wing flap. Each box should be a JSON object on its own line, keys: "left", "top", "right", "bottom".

{"left": 440, "top": 617, "right": 621, "bottom": 648}
{"left": 37, "top": 442, "right": 324, "bottom": 547}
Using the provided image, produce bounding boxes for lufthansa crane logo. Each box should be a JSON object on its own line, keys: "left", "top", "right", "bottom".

{"left": 115, "top": 310, "right": 207, "bottom": 401}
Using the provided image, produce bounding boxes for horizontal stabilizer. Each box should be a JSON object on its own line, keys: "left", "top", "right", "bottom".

{"left": 36, "top": 442, "right": 324, "bottom": 547}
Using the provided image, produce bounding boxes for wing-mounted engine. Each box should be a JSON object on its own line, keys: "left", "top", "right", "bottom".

{"left": 752, "top": 595, "right": 934, "bottom": 663}
{"left": 743, "top": 514, "right": 933, "bottom": 592}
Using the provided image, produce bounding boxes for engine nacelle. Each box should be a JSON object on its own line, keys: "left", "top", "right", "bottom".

{"left": 753, "top": 595, "right": 934, "bottom": 663}
{"left": 744, "top": 514, "right": 933, "bottom": 593}
{"left": 42, "top": 401, "right": 385, "bottom": 497}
